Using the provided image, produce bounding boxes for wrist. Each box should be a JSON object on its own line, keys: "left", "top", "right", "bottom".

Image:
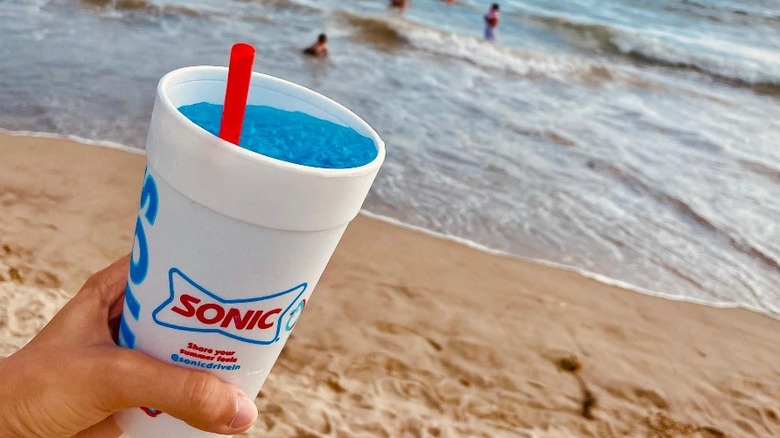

{"left": 0, "top": 353, "right": 39, "bottom": 437}
{"left": 0, "top": 358, "right": 24, "bottom": 437}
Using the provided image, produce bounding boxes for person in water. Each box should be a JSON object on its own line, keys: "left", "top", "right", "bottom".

{"left": 484, "top": 3, "right": 500, "bottom": 42}
{"left": 303, "top": 33, "right": 328, "bottom": 57}
{"left": 389, "top": 0, "right": 409, "bottom": 10}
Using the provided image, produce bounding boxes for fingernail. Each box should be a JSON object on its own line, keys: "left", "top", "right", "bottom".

{"left": 230, "top": 393, "right": 258, "bottom": 430}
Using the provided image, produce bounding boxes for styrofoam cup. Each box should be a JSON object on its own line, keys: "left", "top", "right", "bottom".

{"left": 115, "top": 66, "right": 385, "bottom": 437}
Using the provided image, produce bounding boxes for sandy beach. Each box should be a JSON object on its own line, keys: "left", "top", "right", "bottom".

{"left": 1, "top": 131, "right": 779, "bottom": 437}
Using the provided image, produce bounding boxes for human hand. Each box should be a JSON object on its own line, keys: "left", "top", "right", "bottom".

{"left": 0, "top": 255, "right": 258, "bottom": 437}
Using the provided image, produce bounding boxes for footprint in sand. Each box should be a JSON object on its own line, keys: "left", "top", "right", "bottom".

{"left": 325, "top": 377, "right": 347, "bottom": 394}
{"left": 633, "top": 387, "right": 669, "bottom": 410}
{"left": 374, "top": 321, "right": 443, "bottom": 352}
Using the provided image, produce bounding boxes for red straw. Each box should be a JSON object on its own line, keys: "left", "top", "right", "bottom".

{"left": 219, "top": 42, "right": 256, "bottom": 145}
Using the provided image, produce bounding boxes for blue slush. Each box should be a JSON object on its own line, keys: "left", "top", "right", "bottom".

{"left": 178, "top": 102, "right": 377, "bottom": 169}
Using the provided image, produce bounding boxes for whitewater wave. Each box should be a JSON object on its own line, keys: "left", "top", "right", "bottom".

{"left": 533, "top": 14, "right": 780, "bottom": 88}
{"left": 79, "top": 0, "right": 320, "bottom": 20}
{"left": 672, "top": 0, "right": 780, "bottom": 25}
{"left": 79, "top": 0, "right": 204, "bottom": 18}
{"left": 611, "top": 32, "right": 780, "bottom": 86}
{"left": 339, "top": 11, "right": 615, "bottom": 81}
{"left": 591, "top": 159, "right": 780, "bottom": 274}
{"left": 338, "top": 12, "right": 409, "bottom": 51}
{"left": 340, "top": 8, "right": 780, "bottom": 89}
{"left": 740, "top": 158, "right": 780, "bottom": 184}
{"left": 251, "top": 0, "right": 321, "bottom": 14}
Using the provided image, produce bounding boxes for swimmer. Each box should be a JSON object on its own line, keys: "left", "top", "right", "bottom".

{"left": 389, "top": 0, "right": 410, "bottom": 10}
{"left": 303, "top": 33, "right": 328, "bottom": 57}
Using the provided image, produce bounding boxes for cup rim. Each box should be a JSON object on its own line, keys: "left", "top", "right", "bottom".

{"left": 157, "top": 65, "right": 386, "bottom": 177}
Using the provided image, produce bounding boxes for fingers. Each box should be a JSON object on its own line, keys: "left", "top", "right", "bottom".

{"left": 32, "top": 255, "right": 132, "bottom": 346}
{"left": 80, "top": 256, "right": 259, "bottom": 435}
{"left": 72, "top": 255, "right": 130, "bottom": 324}
{"left": 103, "top": 349, "right": 257, "bottom": 435}
{"left": 90, "top": 254, "right": 132, "bottom": 318}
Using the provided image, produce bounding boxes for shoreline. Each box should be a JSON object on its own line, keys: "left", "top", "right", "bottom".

{"left": 0, "top": 127, "right": 773, "bottom": 321}
{"left": 2, "top": 132, "right": 780, "bottom": 437}
{"left": 359, "top": 209, "right": 776, "bottom": 319}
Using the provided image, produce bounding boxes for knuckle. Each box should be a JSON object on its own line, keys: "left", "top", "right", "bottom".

{"left": 81, "top": 270, "right": 102, "bottom": 291}
{"left": 108, "top": 348, "right": 136, "bottom": 373}
{"left": 79, "top": 257, "right": 128, "bottom": 303}
{"left": 88, "top": 349, "right": 134, "bottom": 410}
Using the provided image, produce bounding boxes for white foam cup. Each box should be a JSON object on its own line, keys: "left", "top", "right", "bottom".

{"left": 114, "top": 66, "right": 385, "bottom": 437}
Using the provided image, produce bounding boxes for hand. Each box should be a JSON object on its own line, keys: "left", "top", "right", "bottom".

{"left": 0, "top": 255, "right": 258, "bottom": 438}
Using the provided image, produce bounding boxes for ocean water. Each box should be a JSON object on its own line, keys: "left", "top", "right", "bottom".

{"left": 0, "top": 0, "right": 778, "bottom": 316}
{"left": 178, "top": 103, "right": 378, "bottom": 168}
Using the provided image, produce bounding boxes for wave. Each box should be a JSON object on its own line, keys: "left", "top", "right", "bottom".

{"left": 79, "top": 0, "right": 320, "bottom": 20}
{"left": 250, "top": 0, "right": 321, "bottom": 14}
{"left": 740, "top": 158, "right": 780, "bottom": 184}
{"left": 79, "top": 0, "right": 204, "bottom": 17}
{"left": 338, "top": 11, "right": 615, "bottom": 81}
{"left": 591, "top": 159, "right": 720, "bottom": 231}
{"left": 610, "top": 32, "right": 780, "bottom": 91}
{"left": 338, "top": 12, "right": 409, "bottom": 51}
{"left": 338, "top": 10, "right": 779, "bottom": 93}
{"left": 532, "top": 14, "right": 780, "bottom": 90}
{"left": 340, "top": 8, "right": 780, "bottom": 90}
{"left": 591, "top": 159, "right": 780, "bottom": 273}
{"left": 674, "top": 0, "right": 780, "bottom": 25}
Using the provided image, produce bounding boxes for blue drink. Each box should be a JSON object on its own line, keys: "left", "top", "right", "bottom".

{"left": 118, "top": 67, "right": 384, "bottom": 438}
{"left": 178, "top": 102, "right": 377, "bottom": 169}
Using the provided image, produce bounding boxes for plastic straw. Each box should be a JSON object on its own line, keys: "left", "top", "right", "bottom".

{"left": 219, "top": 42, "right": 256, "bottom": 145}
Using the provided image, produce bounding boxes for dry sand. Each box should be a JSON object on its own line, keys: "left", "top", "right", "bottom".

{"left": 1, "top": 131, "right": 779, "bottom": 438}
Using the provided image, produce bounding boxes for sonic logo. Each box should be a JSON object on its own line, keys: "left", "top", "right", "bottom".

{"left": 153, "top": 269, "right": 307, "bottom": 345}
{"left": 170, "top": 294, "right": 281, "bottom": 331}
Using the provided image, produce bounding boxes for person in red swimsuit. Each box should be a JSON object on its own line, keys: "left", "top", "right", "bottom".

{"left": 484, "top": 3, "right": 500, "bottom": 41}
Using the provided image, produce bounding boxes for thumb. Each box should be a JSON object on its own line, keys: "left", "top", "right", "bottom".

{"left": 105, "top": 349, "right": 258, "bottom": 434}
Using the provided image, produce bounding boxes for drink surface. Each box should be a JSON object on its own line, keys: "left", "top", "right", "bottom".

{"left": 178, "top": 102, "right": 377, "bottom": 169}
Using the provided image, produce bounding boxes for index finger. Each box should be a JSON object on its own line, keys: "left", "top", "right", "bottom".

{"left": 88, "top": 254, "right": 132, "bottom": 319}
